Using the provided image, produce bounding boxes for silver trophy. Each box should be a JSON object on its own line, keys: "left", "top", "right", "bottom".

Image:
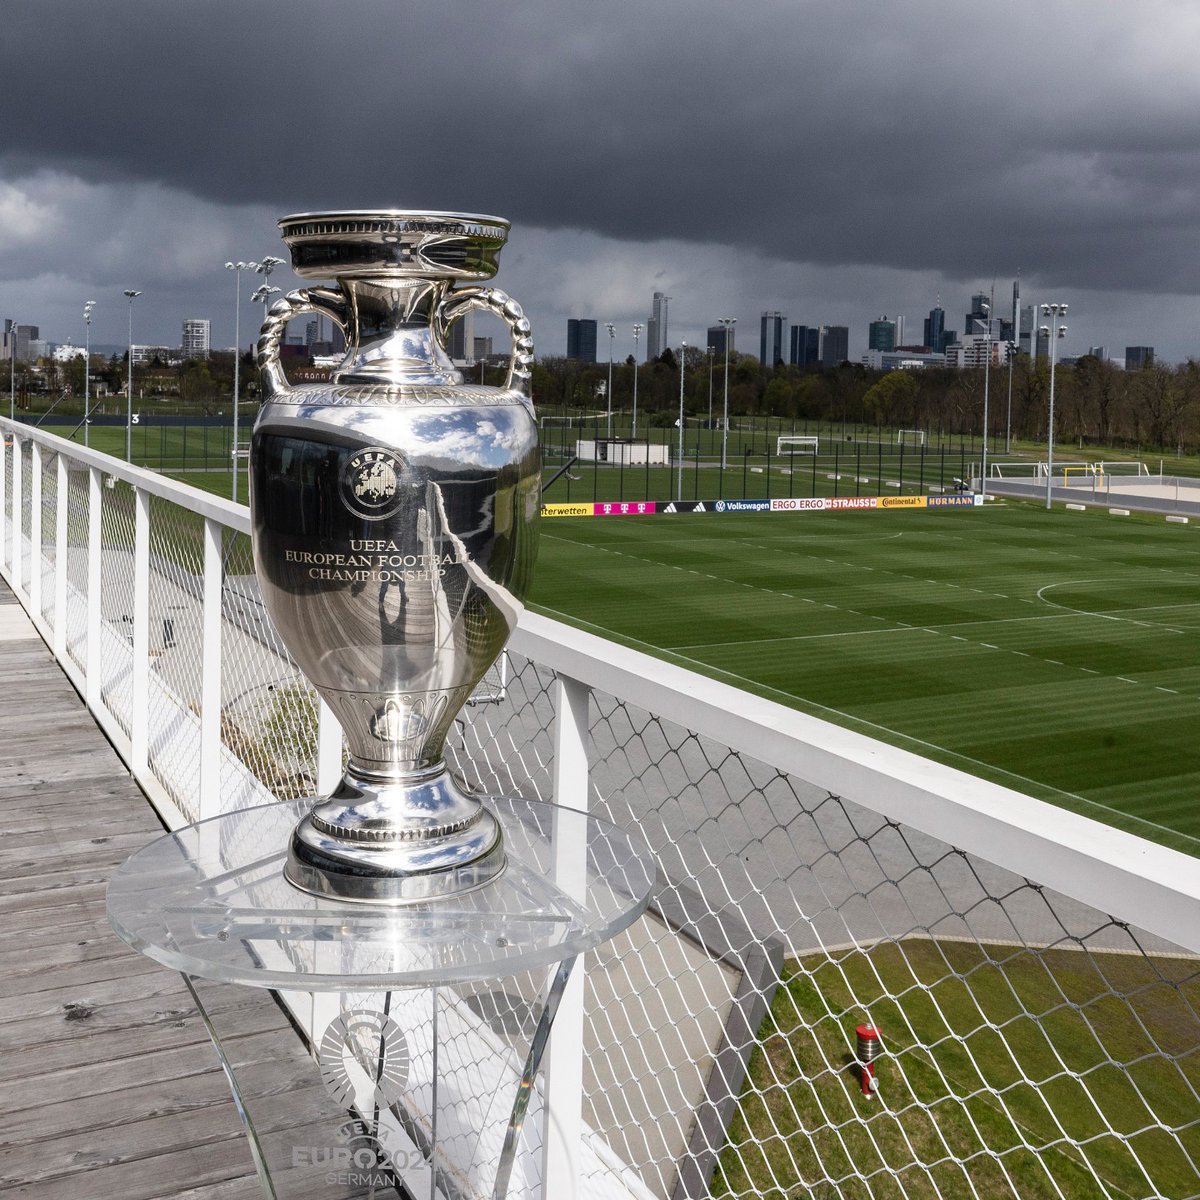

{"left": 249, "top": 211, "right": 539, "bottom": 904}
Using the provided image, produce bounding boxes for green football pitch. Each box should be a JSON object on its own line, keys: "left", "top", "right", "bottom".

{"left": 529, "top": 500, "right": 1200, "bottom": 854}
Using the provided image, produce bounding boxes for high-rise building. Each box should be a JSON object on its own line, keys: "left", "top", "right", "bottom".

{"left": 2, "top": 321, "right": 40, "bottom": 362}
{"left": 964, "top": 293, "right": 990, "bottom": 335}
{"left": 446, "top": 308, "right": 473, "bottom": 361}
{"left": 646, "top": 292, "right": 670, "bottom": 360}
{"left": 567, "top": 318, "right": 598, "bottom": 362}
{"left": 1125, "top": 346, "right": 1154, "bottom": 370}
{"left": 760, "top": 311, "right": 786, "bottom": 367}
{"left": 1019, "top": 304, "right": 1036, "bottom": 357}
{"left": 789, "top": 325, "right": 819, "bottom": 367}
{"left": 181, "top": 318, "right": 210, "bottom": 359}
{"left": 819, "top": 325, "right": 849, "bottom": 367}
{"left": 707, "top": 324, "right": 736, "bottom": 357}
{"left": 923, "top": 306, "right": 946, "bottom": 354}
{"left": 1087, "top": 346, "right": 1108, "bottom": 361}
{"left": 473, "top": 336, "right": 494, "bottom": 360}
{"left": 868, "top": 316, "right": 896, "bottom": 352}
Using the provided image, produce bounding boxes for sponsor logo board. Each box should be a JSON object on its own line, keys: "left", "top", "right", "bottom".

{"left": 880, "top": 495, "right": 927, "bottom": 509}
{"left": 927, "top": 495, "right": 975, "bottom": 507}
{"left": 827, "top": 496, "right": 878, "bottom": 509}
{"left": 715, "top": 499, "right": 770, "bottom": 513}
{"left": 771, "top": 497, "right": 827, "bottom": 511}
{"left": 593, "top": 501, "right": 657, "bottom": 516}
{"left": 541, "top": 503, "right": 593, "bottom": 517}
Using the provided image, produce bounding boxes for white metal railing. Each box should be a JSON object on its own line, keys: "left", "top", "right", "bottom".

{"left": 3, "top": 414, "right": 1200, "bottom": 1200}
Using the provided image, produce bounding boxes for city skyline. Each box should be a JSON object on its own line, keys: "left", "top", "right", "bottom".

{"left": 3, "top": 2, "right": 1200, "bottom": 365}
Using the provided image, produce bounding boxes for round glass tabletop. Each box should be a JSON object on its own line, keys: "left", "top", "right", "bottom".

{"left": 107, "top": 796, "right": 656, "bottom": 990}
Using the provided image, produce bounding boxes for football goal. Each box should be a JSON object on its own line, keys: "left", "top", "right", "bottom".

{"left": 990, "top": 461, "right": 1045, "bottom": 479}
{"left": 777, "top": 436, "right": 819, "bottom": 456}
{"left": 897, "top": 429, "right": 926, "bottom": 447}
{"left": 1099, "top": 461, "right": 1150, "bottom": 477}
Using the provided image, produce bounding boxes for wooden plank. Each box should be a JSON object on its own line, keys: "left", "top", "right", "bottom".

{"left": 0, "top": 581, "right": 382, "bottom": 1199}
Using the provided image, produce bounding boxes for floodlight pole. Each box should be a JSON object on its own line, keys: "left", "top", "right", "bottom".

{"left": 980, "top": 290, "right": 991, "bottom": 499}
{"left": 1041, "top": 302, "right": 1068, "bottom": 510}
{"left": 677, "top": 342, "right": 687, "bottom": 501}
{"left": 719, "top": 317, "right": 736, "bottom": 474}
{"left": 9, "top": 320, "right": 16, "bottom": 420}
{"left": 605, "top": 322, "right": 615, "bottom": 440}
{"left": 1005, "top": 339, "right": 1014, "bottom": 454}
{"left": 82, "top": 301, "right": 96, "bottom": 447}
{"left": 123, "top": 289, "right": 142, "bottom": 462}
{"left": 631, "top": 323, "right": 643, "bottom": 438}
{"left": 225, "top": 260, "right": 258, "bottom": 504}
{"left": 707, "top": 346, "right": 714, "bottom": 428}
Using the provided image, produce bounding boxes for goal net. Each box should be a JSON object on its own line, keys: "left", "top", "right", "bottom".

{"left": 776, "top": 436, "right": 819, "bottom": 456}
{"left": 1099, "top": 461, "right": 1150, "bottom": 477}
{"left": 990, "top": 461, "right": 1045, "bottom": 479}
{"left": 897, "top": 429, "right": 926, "bottom": 447}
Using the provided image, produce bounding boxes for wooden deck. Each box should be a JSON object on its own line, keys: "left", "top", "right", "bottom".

{"left": 0, "top": 581, "right": 381, "bottom": 1199}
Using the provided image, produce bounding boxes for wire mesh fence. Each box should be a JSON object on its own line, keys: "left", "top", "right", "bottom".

{"left": 451, "top": 653, "right": 1200, "bottom": 1200}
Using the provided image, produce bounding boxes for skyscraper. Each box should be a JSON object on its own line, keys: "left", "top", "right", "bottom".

{"left": 181, "top": 318, "right": 210, "bottom": 359}
{"left": 1125, "top": 346, "right": 1154, "bottom": 370}
{"left": 760, "top": 311, "right": 786, "bottom": 367}
{"left": 819, "top": 325, "right": 849, "bottom": 367}
{"left": 707, "top": 324, "right": 735, "bottom": 357}
{"left": 446, "top": 308, "right": 473, "bottom": 360}
{"left": 868, "top": 316, "right": 896, "bottom": 352}
{"left": 567, "top": 318, "right": 598, "bottom": 362}
{"left": 1019, "top": 305, "right": 1036, "bottom": 357}
{"left": 646, "top": 292, "right": 670, "bottom": 360}
{"left": 789, "top": 325, "right": 819, "bottom": 367}
{"left": 965, "top": 293, "right": 991, "bottom": 335}
{"left": 923, "top": 305, "right": 946, "bottom": 354}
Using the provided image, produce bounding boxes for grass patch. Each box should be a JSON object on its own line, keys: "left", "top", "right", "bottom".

{"left": 713, "top": 940, "right": 1200, "bottom": 1199}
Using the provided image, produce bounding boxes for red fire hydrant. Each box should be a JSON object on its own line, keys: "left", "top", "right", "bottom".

{"left": 856, "top": 1023, "right": 882, "bottom": 1098}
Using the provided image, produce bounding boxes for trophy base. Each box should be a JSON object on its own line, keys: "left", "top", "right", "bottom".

{"left": 283, "top": 763, "right": 507, "bottom": 905}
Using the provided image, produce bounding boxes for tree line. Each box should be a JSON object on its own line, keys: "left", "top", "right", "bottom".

{"left": 531, "top": 351, "right": 1200, "bottom": 453}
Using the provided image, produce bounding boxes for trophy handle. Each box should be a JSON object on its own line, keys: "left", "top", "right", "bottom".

{"left": 437, "top": 287, "right": 535, "bottom": 395}
{"left": 256, "top": 287, "right": 349, "bottom": 398}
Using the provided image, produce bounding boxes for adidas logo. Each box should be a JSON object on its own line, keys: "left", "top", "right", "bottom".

{"left": 695, "top": 502, "right": 706, "bottom": 512}
{"left": 663, "top": 502, "right": 677, "bottom": 513}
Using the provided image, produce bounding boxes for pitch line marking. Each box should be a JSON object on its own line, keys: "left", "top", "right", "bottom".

{"left": 1036, "top": 580, "right": 1188, "bottom": 634}
{"left": 531, "top": 602, "right": 1198, "bottom": 848}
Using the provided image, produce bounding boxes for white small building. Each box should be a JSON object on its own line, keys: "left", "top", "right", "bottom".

{"left": 861, "top": 348, "right": 944, "bottom": 371}
{"left": 944, "top": 333, "right": 1011, "bottom": 369}
{"left": 52, "top": 343, "right": 87, "bottom": 363}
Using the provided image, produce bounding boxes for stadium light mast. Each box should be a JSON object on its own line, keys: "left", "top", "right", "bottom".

{"left": 706, "top": 346, "right": 714, "bottom": 428}
{"left": 979, "top": 291, "right": 992, "bottom": 500}
{"left": 9, "top": 319, "right": 17, "bottom": 419}
{"left": 719, "top": 317, "right": 736, "bottom": 474}
{"left": 604, "top": 322, "right": 615, "bottom": 439}
{"left": 225, "top": 260, "right": 259, "bottom": 504}
{"left": 1040, "top": 302, "right": 1068, "bottom": 511}
{"left": 631, "top": 323, "right": 643, "bottom": 437}
{"left": 82, "top": 301, "right": 96, "bottom": 447}
{"left": 123, "top": 289, "right": 142, "bottom": 462}
{"left": 677, "top": 342, "right": 687, "bottom": 501}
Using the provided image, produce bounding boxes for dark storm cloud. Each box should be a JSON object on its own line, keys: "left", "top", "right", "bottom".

{"left": 6, "top": 0, "right": 1200, "bottom": 297}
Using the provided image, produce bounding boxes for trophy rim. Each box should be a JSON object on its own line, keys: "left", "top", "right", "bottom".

{"left": 279, "top": 208, "right": 511, "bottom": 231}
{"left": 278, "top": 210, "right": 512, "bottom": 280}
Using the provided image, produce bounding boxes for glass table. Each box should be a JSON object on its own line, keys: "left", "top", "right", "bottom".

{"left": 108, "top": 795, "right": 656, "bottom": 1199}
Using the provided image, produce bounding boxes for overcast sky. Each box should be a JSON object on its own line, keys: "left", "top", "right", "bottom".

{"left": 4, "top": 0, "right": 1200, "bottom": 366}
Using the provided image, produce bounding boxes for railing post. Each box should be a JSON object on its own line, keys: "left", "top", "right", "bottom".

{"left": 11, "top": 431, "right": 22, "bottom": 598}
{"left": 541, "top": 673, "right": 591, "bottom": 1200}
{"left": 85, "top": 467, "right": 102, "bottom": 708}
{"left": 53, "top": 452, "right": 68, "bottom": 657}
{"left": 316, "top": 698, "right": 344, "bottom": 795}
{"left": 0, "top": 426, "right": 8, "bottom": 576}
{"left": 198, "top": 517, "right": 223, "bottom": 820}
{"left": 131, "top": 486, "right": 150, "bottom": 781}
{"left": 29, "top": 442, "right": 42, "bottom": 618}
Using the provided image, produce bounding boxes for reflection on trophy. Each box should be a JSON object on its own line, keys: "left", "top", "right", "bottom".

{"left": 249, "top": 210, "right": 539, "bottom": 903}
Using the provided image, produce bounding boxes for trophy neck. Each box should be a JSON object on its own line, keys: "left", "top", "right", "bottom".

{"left": 334, "top": 277, "right": 464, "bottom": 387}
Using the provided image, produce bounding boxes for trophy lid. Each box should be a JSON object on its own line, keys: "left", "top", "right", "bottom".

{"left": 278, "top": 210, "right": 510, "bottom": 281}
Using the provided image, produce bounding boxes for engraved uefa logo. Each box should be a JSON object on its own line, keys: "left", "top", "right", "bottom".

{"left": 340, "top": 447, "right": 407, "bottom": 520}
